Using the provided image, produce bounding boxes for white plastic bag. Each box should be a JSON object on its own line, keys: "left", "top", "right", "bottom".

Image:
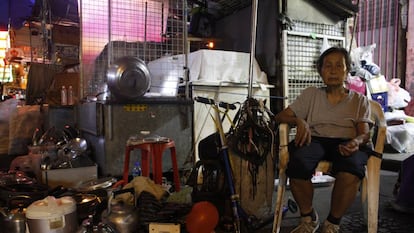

{"left": 386, "top": 123, "right": 414, "bottom": 153}
{"left": 320, "top": 36, "right": 331, "bottom": 54}
{"left": 387, "top": 78, "right": 411, "bottom": 109}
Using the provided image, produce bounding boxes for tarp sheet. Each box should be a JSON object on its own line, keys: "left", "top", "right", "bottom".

{"left": 0, "top": 0, "right": 35, "bottom": 30}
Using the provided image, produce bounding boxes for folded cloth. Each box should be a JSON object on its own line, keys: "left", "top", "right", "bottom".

{"left": 116, "top": 176, "right": 168, "bottom": 206}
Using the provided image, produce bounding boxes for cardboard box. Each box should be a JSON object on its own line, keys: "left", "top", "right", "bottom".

{"left": 367, "top": 75, "right": 388, "bottom": 94}
{"left": 41, "top": 165, "right": 98, "bottom": 188}
{"left": 149, "top": 223, "right": 180, "bottom": 233}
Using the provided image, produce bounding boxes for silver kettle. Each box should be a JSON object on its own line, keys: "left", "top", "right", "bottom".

{"left": 77, "top": 215, "right": 117, "bottom": 233}
{"left": 0, "top": 207, "right": 26, "bottom": 233}
{"left": 101, "top": 188, "right": 139, "bottom": 233}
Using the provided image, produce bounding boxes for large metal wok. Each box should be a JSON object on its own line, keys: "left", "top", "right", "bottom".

{"left": 106, "top": 56, "right": 151, "bottom": 101}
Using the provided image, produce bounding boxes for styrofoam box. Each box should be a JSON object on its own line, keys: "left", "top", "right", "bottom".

{"left": 41, "top": 165, "right": 98, "bottom": 188}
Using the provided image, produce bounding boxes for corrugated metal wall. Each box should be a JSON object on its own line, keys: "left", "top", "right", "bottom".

{"left": 404, "top": 2, "right": 414, "bottom": 116}
{"left": 355, "top": 0, "right": 400, "bottom": 80}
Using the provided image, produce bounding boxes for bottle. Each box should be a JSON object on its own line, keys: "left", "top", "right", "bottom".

{"left": 61, "top": 86, "right": 67, "bottom": 105}
{"left": 132, "top": 161, "right": 142, "bottom": 178}
{"left": 67, "top": 85, "right": 74, "bottom": 105}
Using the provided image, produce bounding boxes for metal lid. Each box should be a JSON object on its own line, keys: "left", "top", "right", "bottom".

{"left": 106, "top": 56, "right": 151, "bottom": 100}
{"left": 76, "top": 177, "right": 117, "bottom": 192}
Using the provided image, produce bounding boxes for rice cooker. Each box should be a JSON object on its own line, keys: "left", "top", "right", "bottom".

{"left": 25, "top": 196, "right": 78, "bottom": 233}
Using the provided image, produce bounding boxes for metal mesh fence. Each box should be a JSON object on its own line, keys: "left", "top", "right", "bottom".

{"left": 79, "top": 0, "right": 186, "bottom": 98}
{"left": 282, "top": 20, "right": 346, "bottom": 107}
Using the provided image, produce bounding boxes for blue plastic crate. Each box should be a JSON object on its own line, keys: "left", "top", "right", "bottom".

{"left": 371, "top": 92, "right": 388, "bottom": 112}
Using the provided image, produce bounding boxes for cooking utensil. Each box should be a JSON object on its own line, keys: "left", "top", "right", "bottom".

{"left": 63, "top": 125, "right": 81, "bottom": 140}
{"left": 101, "top": 188, "right": 138, "bottom": 233}
{"left": 106, "top": 56, "right": 151, "bottom": 100}
{"left": 0, "top": 171, "right": 35, "bottom": 186}
{"left": 32, "top": 128, "right": 41, "bottom": 146}
{"left": 0, "top": 183, "right": 49, "bottom": 208}
{"left": 73, "top": 193, "right": 101, "bottom": 223}
{"left": 40, "top": 155, "right": 51, "bottom": 170}
{"left": 0, "top": 196, "right": 30, "bottom": 233}
{"left": 37, "top": 127, "right": 67, "bottom": 146}
{"left": 63, "top": 138, "right": 88, "bottom": 159}
{"left": 26, "top": 196, "right": 78, "bottom": 233}
{"left": 78, "top": 215, "right": 117, "bottom": 233}
{"left": 76, "top": 177, "right": 118, "bottom": 193}
{"left": 76, "top": 177, "right": 118, "bottom": 224}
{"left": 0, "top": 206, "right": 26, "bottom": 233}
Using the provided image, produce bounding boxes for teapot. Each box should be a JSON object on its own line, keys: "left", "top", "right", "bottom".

{"left": 0, "top": 195, "right": 30, "bottom": 233}
{"left": 0, "top": 206, "right": 26, "bottom": 233}
{"left": 77, "top": 215, "right": 117, "bottom": 233}
{"left": 101, "top": 188, "right": 138, "bottom": 233}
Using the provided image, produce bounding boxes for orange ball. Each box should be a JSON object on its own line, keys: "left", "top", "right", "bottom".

{"left": 186, "top": 201, "right": 219, "bottom": 233}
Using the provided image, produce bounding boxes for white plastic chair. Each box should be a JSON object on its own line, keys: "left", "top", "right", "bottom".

{"left": 272, "top": 100, "right": 387, "bottom": 233}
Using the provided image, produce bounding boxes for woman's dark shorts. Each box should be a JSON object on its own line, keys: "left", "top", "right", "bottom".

{"left": 286, "top": 136, "right": 369, "bottom": 180}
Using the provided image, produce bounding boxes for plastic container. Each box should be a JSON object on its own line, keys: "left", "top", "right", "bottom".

{"left": 61, "top": 86, "right": 67, "bottom": 106}
{"left": 67, "top": 85, "right": 74, "bottom": 105}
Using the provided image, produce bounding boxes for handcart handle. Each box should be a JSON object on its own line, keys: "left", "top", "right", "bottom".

{"left": 219, "top": 101, "right": 237, "bottom": 110}
{"left": 194, "top": 96, "right": 215, "bottom": 105}
{"left": 194, "top": 96, "right": 237, "bottom": 110}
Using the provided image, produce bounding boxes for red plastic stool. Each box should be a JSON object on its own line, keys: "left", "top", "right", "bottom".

{"left": 122, "top": 139, "right": 181, "bottom": 192}
{"left": 122, "top": 143, "right": 152, "bottom": 184}
{"left": 151, "top": 140, "right": 181, "bottom": 192}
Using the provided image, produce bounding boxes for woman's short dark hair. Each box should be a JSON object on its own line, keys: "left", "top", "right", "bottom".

{"left": 316, "top": 47, "right": 352, "bottom": 74}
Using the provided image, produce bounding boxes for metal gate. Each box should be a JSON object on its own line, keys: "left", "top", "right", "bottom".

{"left": 282, "top": 20, "right": 346, "bottom": 108}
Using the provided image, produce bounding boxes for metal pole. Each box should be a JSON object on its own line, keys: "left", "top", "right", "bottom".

{"left": 144, "top": 1, "right": 148, "bottom": 61}
{"left": 183, "top": 0, "right": 190, "bottom": 99}
{"left": 248, "top": 0, "right": 259, "bottom": 98}
{"left": 108, "top": 0, "right": 112, "bottom": 66}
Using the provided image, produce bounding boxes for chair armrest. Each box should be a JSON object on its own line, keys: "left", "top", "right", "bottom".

{"left": 368, "top": 100, "right": 387, "bottom": 158}
{"left": 278, "top": 123, "right": 290, "bottom": 170}
{"left": 279, "top": 123, "right": 290, "bottom": 147}
{"left": 373, "top": 125, "right": 386, "bottom": 157}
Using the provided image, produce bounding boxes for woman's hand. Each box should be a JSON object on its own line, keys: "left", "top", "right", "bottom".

{"left": 338, "top": 138, "right": 359, "bottom": 156}
{"left": 295, "top": 118, "right": 311, "bottom": 147}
